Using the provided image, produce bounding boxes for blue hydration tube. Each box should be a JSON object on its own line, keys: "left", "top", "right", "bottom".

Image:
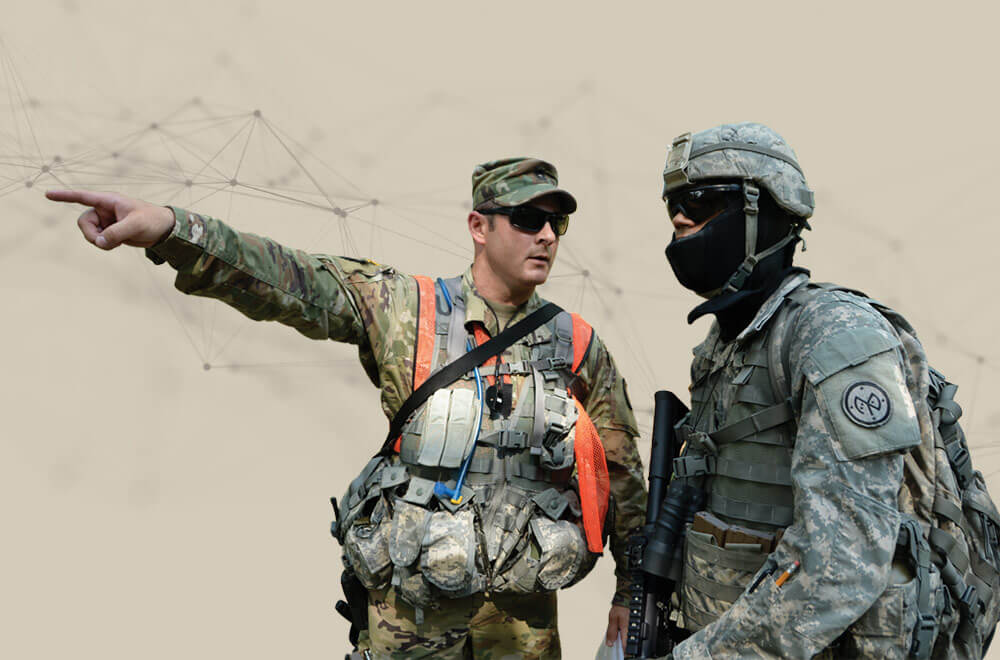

{"left": 432, "top": 278, "right": 485, "bottom": 505}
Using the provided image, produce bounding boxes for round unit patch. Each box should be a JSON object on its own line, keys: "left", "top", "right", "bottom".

{"left": 842, "top": 381, "right": 892, "bottom": 428}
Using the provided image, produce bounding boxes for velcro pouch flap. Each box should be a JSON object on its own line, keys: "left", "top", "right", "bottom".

{"left": 531, "top": 517, "right": 586, "bottom": 591}
{"left": 401, "top": 476, "right": 436, "bottom": 507}
{"left": 420, "top": 509, "right": 477, "bottom": 593}
{"left": 389, "top": 499, "right": 431, "bottom": 567}
{"left": 533, "top": 488, "right": 569, "bottom": 521}
{"left": 803, "top": 327, "right": 900, "bottom": 385}
{"left": 380, "top": 465, "right": 409, "bottom": 490}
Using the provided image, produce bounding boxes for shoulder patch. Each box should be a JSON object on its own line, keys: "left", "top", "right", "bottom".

{"left": 811, "top": 351, "right": 920, "bottom": 460}
{"left": 842, "top": 381, "right": 892, "bottom": 428}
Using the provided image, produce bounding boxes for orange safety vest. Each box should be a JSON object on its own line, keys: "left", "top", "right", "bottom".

{"left": 395, "top": 275, "right": 609, "bottom": 552}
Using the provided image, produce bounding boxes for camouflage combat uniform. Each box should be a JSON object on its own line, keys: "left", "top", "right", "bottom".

{"left": 145, "top": 200, "right": 645, "bottom": 658}
{"left": 671, "top": 272, "right": 923, "bottom": 659}
{"left": 658, "top": 123, "right": 927, "bottom": 658}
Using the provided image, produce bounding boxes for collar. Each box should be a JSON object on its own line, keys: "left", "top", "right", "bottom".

{"left": 460, "top": 266, "right": 544, "bottom": 336}
{"left": 734, "top": 271, "right": 810, "bottom": 343}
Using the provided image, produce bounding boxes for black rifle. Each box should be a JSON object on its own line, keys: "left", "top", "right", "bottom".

{"left": 625, "top": 391, "right": 704, "bottom": 659}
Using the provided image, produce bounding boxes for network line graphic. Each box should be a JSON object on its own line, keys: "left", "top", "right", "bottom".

{"left": 3, "top": 44, "right": 999, "bottom": 470}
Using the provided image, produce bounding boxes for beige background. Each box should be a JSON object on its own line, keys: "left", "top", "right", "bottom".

{"left": 3, "top": 1, "right": 999, "bottom": 657}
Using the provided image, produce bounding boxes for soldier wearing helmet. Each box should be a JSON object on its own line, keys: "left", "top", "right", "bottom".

{"left": 655, "top": 123, "right": 928, "bottom": 658}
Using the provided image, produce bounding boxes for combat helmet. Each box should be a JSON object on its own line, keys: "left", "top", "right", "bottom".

{"left": 662, "top": 122, "right": 814, "bottom": 293}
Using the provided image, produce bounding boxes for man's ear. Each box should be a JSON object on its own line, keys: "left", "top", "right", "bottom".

{"left": 468, "top": 211, "right": 489, "bottom": 246}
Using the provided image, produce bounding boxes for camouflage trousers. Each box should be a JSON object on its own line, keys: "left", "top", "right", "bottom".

{"left": 362, "top": 586, "right": 560, "bottom": 659}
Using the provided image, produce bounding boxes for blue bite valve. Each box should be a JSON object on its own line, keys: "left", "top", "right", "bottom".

{"left": 433, "top": 481, "right": 459, "bottom": 502}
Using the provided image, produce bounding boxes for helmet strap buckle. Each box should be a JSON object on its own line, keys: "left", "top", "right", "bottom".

{"left": 743, "top": 180, "right": 761, "bottom": 267}
{"left": 742, "top": 181, "right": 760, "bottom": 214}
{"left": 724, "top": 255, "right": 759, "bottom": 293}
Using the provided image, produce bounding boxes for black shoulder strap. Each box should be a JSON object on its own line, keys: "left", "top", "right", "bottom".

{"left": 379, "top": 301, "right": 564, "bottom": 456}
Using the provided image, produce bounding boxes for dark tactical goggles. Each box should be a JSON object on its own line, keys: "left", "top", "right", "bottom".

{"left": 479, "top": 205, "right": 570, "bottom": 237}
{"left": 666, "top": 183, "right": 743, "bottom": 224}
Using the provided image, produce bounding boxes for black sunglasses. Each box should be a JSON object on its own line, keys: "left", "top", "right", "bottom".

{"left": 479, "top": 205, "right": 570, "bottom": 237}
{"left": 666, "top": 183, "right": 743, "bottom": 224}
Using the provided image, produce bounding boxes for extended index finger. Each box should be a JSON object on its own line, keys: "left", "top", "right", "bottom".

{"left": 45, "top": 189, "right": 116, "bottom": 208}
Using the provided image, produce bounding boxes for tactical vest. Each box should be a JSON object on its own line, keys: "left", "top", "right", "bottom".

{"left": 673, "top": 277, "right": 1000, "bottom": 659}
{"left": 335, "top": 276, "right": 605, "bottom": 621}
{"left": 672, "top": 303, "right": 795, "bottom": 633}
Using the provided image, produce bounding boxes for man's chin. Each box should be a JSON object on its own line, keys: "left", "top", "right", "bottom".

{"left": 522, "top": 263, "right": 551, "bottom": 285}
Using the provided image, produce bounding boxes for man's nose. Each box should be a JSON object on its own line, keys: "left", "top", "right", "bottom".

{"left": 671, "top": 211, "right": 696, "bottom": 231}
{"left": 536, "top": 220, "right": 557, "bottom": 244}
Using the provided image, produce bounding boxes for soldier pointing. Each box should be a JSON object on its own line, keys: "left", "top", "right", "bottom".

{"left": 47, "top": 157, "right": 646, "bottom": 659}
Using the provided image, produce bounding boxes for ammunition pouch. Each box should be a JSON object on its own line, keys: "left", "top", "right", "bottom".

{"left": 342, "top": 496, "right": 392, "bottom": 590}
{"left": 501, "top": 515, "right": 595, "bottom": 594}
{"left": 338, "top": 460, "right": 596, "bottom": 616}
{"left": 679, "top": 524, "right": 772, "bottom": 632}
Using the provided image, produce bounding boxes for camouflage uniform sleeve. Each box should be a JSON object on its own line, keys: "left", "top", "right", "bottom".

{"left": 674, "top": 295, "right": 922, "bottom": 659}
{"left": 146, "top": 206, "right": 417, "bottom": 390}
{"left": 575, "top": 331, "right": 646, "bottom": 607}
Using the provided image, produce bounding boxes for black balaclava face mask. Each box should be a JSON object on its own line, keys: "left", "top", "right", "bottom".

{"left": 664, "top": 199, "right": 747, "bottom": 297}
{"left": 665, "top": 183, "right": 805, "bottom": 339}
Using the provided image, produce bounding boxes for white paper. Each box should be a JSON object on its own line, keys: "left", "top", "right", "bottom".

{"left": 595, "top": 633, "right": 625, "bottom": 660}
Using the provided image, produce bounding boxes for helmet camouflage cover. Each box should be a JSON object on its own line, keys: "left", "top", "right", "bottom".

{"left": 662, "top": 122, "right": 815, "bottom": 220}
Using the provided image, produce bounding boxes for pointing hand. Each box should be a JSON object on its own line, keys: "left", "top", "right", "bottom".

{"left": 45, "top": 189, "right": 175, "bottom": 250}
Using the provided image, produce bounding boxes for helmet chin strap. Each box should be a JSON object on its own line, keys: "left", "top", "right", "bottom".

{"left": 721, "top": 179, "right": 803, "bottom": 294}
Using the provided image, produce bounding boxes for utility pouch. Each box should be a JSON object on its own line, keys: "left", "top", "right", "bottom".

{"left": 533, "top": 517, "right": 590, "bottom": 590}
{"left": 679, "top": 525, "right": 770, "bottom": 632}
{"left": 339, "top": 456, "right": 386, "bottom": 533}
{"left": 342, "top": 496, "right": 392, "bottom": 590}
{"left": 539, "top": 389, "right": 578, "bottom": 471}
{"left": 399, "top": 388, "right": 478, "bottom": 469}
{"left": 388, "top": 499, "right": 431, "bottom": 568}
{"left": 837, "top": 563, "right": 929, "bottom": 659}
{"left": 419, "top": 508, "right": 480, "bottom": 595}
{"left": 499, "top": 514, "right": 591, "bottom": 594}
{"left": 391, "top": 563, "right": 434, "bottom": 612}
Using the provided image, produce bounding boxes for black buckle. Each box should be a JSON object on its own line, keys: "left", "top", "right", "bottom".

{"left": 672, "top": 454, "right": 716, "bottom": 478}
{"left": 725, "top": 257, "right": 758, "bottom": 293}
{"left": 497, "top": 430, "right": 528, "bottom": 450}
{"left": 958, "top": 585, "right": 979, "bottom": 618}
{"left": 910, "top": 614, "right": 938, "bottom": 658}
{"left": 544, "top": 356, "right": 568, "bottom": 371}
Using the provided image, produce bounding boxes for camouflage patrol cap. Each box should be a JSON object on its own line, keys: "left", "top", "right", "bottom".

{"left": 472, "top": 157, "right": 577, "bottom": 214}
{"left": 662, "top": 122, "right": 815, "bottom": 219}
